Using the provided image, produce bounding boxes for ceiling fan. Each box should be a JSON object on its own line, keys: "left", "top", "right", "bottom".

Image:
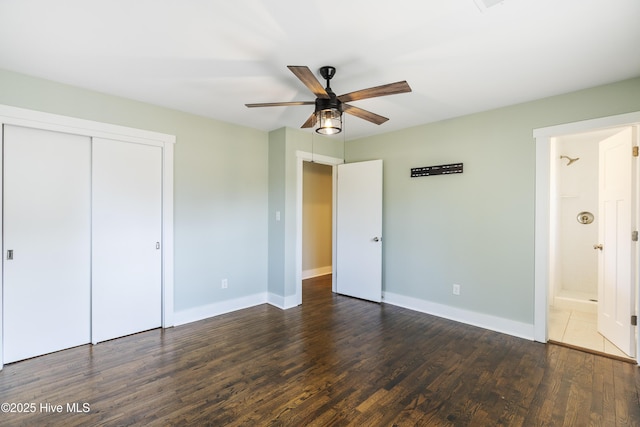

{"left": 246, "top": 65, "right": 412, "bottom": 135}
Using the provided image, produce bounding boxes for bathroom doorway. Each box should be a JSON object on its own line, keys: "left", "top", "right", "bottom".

{"left": 547, "top": 126, "right": 636, "bottom": 359}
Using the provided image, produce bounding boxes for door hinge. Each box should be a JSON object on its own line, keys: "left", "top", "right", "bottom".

{"left": 633, "top": 146, "right": 639, "bottom": 157}
{"left": 633, "top": 231, "right": 639, "bottom": 242}
{"left": 632, "top": 315, "right": 638, "bottom": 326}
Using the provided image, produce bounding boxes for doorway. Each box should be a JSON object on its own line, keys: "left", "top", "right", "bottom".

{"left": 295, "top": 151, "right": 343, "bottom": 306}
{"left": 296, "top": 153, "right": 384, "bottom": 306}
{"left": 302, "top": 161, "right": 333, "bottom": 285}
{"left": 547, "top": 127, "right": 632, "bottom": 358}
{"left": 533, "top": 111, "right": 640, "bottom": 362}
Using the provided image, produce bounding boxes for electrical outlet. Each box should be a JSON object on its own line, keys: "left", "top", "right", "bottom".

{"left": 221, "top": 278, "right": 228, "bottom": 289}
{"left": 452, "top": 284, "right": 461, "bottom": 295}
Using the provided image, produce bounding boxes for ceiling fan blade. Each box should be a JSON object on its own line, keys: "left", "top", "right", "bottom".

{"left": 338, "top": 81, "right": 412, "bottom": 103}
{"left": 301, "top": 112, "right": 317, "bottom": 128}
{"left": 287, "top": 66, "right": 329, "bottom": 99}
{"left": 245, "top": 101, "right": 314, "bottom": 108}
{"left": 343, "top": 104, "right": 389, "bottom": 125}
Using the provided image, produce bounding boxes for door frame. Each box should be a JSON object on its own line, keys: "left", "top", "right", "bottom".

{"left": 295, "top": 151, "right": 344, "bottom": 305}
{"left": 0, "top": 104, "right": 175, "bottom": 369}
{"left": 533, "top": 111, "right": 640, "bottom": 361}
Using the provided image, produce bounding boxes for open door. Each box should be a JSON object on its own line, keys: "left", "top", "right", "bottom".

{"left": 335, "top": 160, "right": 383, "bottom": 302}
{"left": 597, "top": 127, "right": 635, "bottom": 357}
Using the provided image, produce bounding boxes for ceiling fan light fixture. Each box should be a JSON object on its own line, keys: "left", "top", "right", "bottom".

{"left": 316, "top": 108, "right": 342, "bottom": 135}
{"left": 246, "top": 65, "right": 411, "bottom": 133}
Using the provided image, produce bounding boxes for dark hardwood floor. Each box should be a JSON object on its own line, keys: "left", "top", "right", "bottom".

{"left": 1, "top": 275, "right": 639, "bottom": 426}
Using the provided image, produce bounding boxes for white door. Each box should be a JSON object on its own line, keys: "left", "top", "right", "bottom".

{"left": 3, "top": 125, "right": 91, "bottom": 363}
{"left": 91, "top": 138, "right": 163, "bottom": 343}
{"left": 597, "top": 127, "right": 635, "bottom": 357}
{"left": 335, "top": 160, "right": 383, "bottom": 302}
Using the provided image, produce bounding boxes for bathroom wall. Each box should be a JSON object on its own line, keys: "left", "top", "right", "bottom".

{"left": 555, "top": 133, "right": 599, "bottom": 298}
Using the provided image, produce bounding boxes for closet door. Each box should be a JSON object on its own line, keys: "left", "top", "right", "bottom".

{"left": 91, "top": 138, "right": 162, "bottom": 343}
{"left": 3, "top": 125, "right": 91, "bottom": 363}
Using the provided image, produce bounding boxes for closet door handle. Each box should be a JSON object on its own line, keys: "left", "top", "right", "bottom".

{"left": 593, "top": 244, "right": 603, "bottom": 250}
{"left": 6, "top": 249, "right": 13, "bottom": 260}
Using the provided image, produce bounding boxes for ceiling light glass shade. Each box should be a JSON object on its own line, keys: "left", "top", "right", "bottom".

{"left": 316, "top": 108, "right": 342, "bottom": 135}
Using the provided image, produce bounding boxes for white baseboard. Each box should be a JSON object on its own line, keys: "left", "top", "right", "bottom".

{"left": 302, "top": 266, "right": 332, "bottom": 280}
{"left": 553, "top": 296, "right": 597, "bottom": 313}
{"left": 173, "top": 292, "right": 268, "bottom": 326}
{"left": 267, "top": 293, "right": 299, "bottom": 310}
{"left": 382, "top": 291, "right": 535, "bottom": 340}
{"left": 174, "top": 289, "right": 534, "bottom": 341}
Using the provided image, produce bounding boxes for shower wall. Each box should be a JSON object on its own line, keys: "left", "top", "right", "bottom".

{"left": 556, "top": 136, "right": 599, "bottom": 298}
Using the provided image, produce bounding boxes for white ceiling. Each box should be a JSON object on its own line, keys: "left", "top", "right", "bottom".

{"left": 0, "top": 0, "right": 639, "bottom": 140}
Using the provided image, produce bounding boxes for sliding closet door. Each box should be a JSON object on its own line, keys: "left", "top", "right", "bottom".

{"left": 91, "top": 138, "right": 162, "bottom": 343}
{"left": 3, "top": 125, "right": 91, "bottom": 363}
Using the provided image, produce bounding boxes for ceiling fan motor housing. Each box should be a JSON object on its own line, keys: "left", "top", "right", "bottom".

{"left": 315, "top": 95, "right": 342, "bottom": 114}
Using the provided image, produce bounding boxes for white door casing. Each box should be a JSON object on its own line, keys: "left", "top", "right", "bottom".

{"left": 3, "top": 125, "right": 91, "bottom": 363}
{"left": 533, "top": 112, "right": 640, "bottom": 358}
{"left": 335, "top": 160, "right": 383, "bottom": 303}
{"left": 91, "top": 138, "right": 163, "bottom": 344}
{"left": 295, "top": 151, "right": 343, "bottom": 306}
{"left": 597, "top": 127, "right": 635, "bottom": 357}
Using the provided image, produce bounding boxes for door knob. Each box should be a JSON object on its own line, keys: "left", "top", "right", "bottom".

{"left": 593, "top": 244, "right": 603, "bottom": 250}
{"left": 372, "top": 237, "right": 381, "bottom": 242}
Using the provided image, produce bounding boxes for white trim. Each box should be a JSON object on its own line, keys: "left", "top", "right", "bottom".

{"left": 302, "top": 266, "right": 332, "bottom": 280}
{"left": 331, "top": 164, "right": 339, "bottom": 294}
{"left": 533, "top": 111, "right": 640, "bottom": 139}
{"left": 0, "top": 104, "right": 175, "bottom": 145}
{"left": 0, "top": 104, "right": 175, "bottom": 369}
{"left": 173, "top": 293, "right": 268, "bottom": 326}
{"left": 162, "top": 142, "right": 175, "bottom": 328}
{"left": 533, "top": 111, "right": 640, "bottom": 362}
{"left": 295, "top": 150, "right": 344, "bottom": 306}
{"left": 383, "top": 292, "right": 535, "bottom": 340}
{"left": 635, "top": 126, "right": 640, "bottom": 361}
{"left": 534, "top": 132, "right": 551, "bottom": 343}
{"left": 267, "top": 293, "right": 299, "bottom": 310}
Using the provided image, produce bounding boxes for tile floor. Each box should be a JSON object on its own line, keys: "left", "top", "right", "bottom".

{"left": 548, "top": 306, "right": 632, "bottom": 359}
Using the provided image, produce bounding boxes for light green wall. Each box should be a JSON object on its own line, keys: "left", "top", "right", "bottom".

{"left": 3, "top": 66, "right": 639, "bottom": 330}
{"left": 346, "top": 76, "right": 640, "bottom": 325}
{"left": 268, "top": 128, "right": 286, "bottom": 297}
{"left": 0, "top": 68, "right": 269, "bottom": 313}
